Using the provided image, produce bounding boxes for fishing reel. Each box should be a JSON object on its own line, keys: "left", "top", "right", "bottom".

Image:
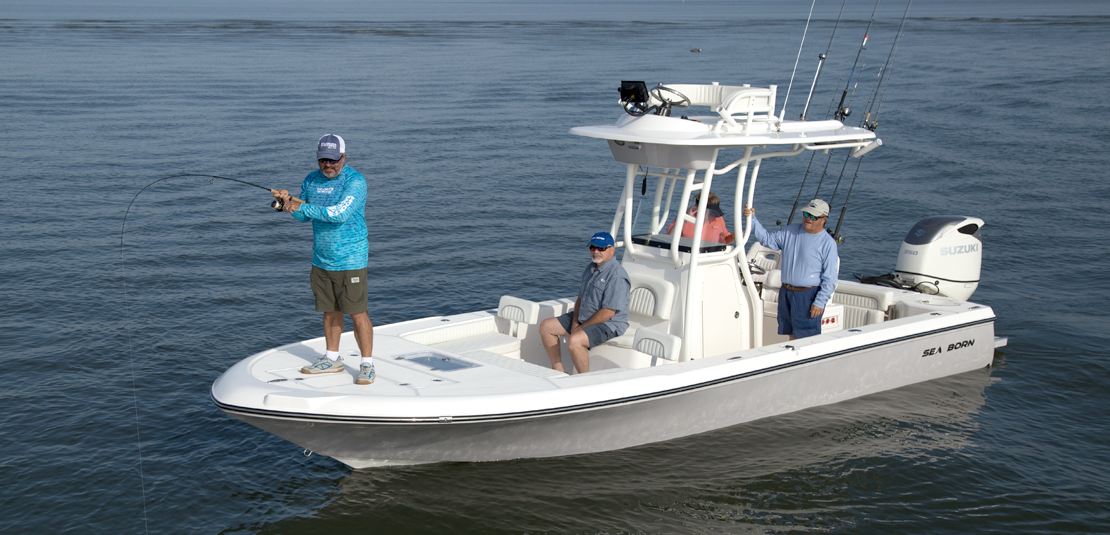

{"left": 619, "top": 81, "right": 691, "bottom": 117}
{"left": 270, "top": 199, "right": 286, "bottom": 212}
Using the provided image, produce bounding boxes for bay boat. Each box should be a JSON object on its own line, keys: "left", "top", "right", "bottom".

{"left": 212, "top": 81, "right": 1004, "bottom": 468}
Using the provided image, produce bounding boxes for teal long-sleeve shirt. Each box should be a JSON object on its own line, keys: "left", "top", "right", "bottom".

{"left": 292, "top": 165, "right": 368, "bottom": 271}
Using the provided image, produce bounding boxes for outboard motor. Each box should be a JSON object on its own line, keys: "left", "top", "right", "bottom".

{"left": 894, "top": 216, "right": 985, "bottom": 301}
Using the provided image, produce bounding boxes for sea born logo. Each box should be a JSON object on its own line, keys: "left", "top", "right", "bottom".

{"left": 939, "top": 244, "right": 979, "bottom": 256}
{"left": 921, "top": 338, "right": 975, "bottom": 357}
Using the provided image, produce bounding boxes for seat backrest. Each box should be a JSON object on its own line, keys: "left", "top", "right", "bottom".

{"left": 633, "top": 328, "right": 682, "bottom": 362}
{"left": 830, "top": 285, "right": 894, "bottom": 311}
{"left": 656, "top": 83, "right": 750, "bottom": 108}
{"left": 628, "top": 275, "right": 677, "bottom": 321}
{"left": 498, "top": 295, "right": 540, "bottom": 324}
{"left": 498, "top": 295, "right": 540, "bottom": 338}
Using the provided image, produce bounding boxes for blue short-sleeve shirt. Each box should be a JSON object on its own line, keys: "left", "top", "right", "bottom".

{"left": 576, "top": 258, "right": 631, "bottom": 336}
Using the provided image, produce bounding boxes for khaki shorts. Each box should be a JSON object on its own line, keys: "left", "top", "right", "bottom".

{"left": 310, "top": 266, "right": 368, "bottom": 314}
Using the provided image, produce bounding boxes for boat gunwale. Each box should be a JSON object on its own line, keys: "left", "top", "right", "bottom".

{"left": 213, "top": 316, "right": 995, "bottom": 425}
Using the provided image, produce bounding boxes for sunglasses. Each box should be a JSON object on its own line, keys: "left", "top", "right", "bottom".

{"left": 802, "top": 212, "right": 825, "bottom": 221}
{"left": 318, "top": 157, "right": 342, "bottom": 165}
{"left": 589, "top": 245, "right": 611, "bottom": 252}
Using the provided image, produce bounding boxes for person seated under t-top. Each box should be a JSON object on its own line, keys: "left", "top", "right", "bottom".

{"left": 667, "top": 192, "right": 735, "bottom": 244}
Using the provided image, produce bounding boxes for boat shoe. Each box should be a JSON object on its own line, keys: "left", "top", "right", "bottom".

{"left": 356, "top": 362, "right": 375, "bottom": 385}
{"left": 301, "top": 356, "right": 344, "bottom": 374}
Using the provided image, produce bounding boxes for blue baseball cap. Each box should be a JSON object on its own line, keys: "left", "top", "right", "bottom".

{"left": 316, "top": 134, "right": 346, "bottom": 160}
{"left": 590, "top": 232, "right": 615, "bottom": 248}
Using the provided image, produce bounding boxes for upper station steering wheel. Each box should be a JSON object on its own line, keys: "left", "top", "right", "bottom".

{"left": 650, "top": 86, "right": 691, "bottom": 116}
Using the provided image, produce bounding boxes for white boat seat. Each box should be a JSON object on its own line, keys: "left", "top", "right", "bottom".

{"left": 402, "top": 296, "right": 542, "bottom": 357}
{"left": 498, "top": 295, "right": 540, "bottom": 338}
{"left": 601, "top": 275, "right": 677, "bottom": 350}
{"left": 633, "top": 328, "right": 682, "bottom": 362}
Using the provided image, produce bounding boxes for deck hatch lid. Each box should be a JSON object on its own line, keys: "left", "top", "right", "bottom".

{"left": 395, "top": 351, "right": 479, "bottom": 372}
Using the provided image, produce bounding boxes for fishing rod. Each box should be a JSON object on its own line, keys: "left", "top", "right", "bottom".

{"left": 833, "top": 0, "right": 881, "bottom": 122}
{"left": 780, "top": 0, "right": 818, "bottom": 121}
{"left": 786, "top": 3, "right": 850, "bottom": 226}
{"left": 859, "top": 0, "right": 912, "bottom": 131}
{"left": 120, "top": 174, "right": 304, "bottom": 256}
{"left": 800, "top": 0, "right": 848, "bottom": 121}
{"left": 829, "top": 0, "right": 913, "bottom": 241}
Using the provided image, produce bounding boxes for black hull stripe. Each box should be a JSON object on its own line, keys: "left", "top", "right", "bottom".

{"left": 213, "top": 317, "right": 995, "bottom": 425}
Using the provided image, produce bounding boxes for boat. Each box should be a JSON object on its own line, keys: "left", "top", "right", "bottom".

{"left": 211, "top": 80, "right": 1004, "bottom": 468}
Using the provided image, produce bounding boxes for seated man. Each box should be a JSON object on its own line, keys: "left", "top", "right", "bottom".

{"left": 667, "top": 192, "right": 735, "bottom": 244}
{"left": 744, "top": 199, "right": 838, "bottom": 340}
{"left": 539, "top": 232, "right": 631, "bottom": 373}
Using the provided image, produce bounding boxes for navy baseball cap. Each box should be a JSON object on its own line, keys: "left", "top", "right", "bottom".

{"left": 316, "top": 134, "right": 345, "bottom": 160}
{"left": 590, "top": 232, "right": 615, "bottom": 248}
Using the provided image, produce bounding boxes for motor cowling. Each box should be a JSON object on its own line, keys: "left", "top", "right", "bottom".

{"left": 894, "top": 216, "right": 984, "bottom": 301}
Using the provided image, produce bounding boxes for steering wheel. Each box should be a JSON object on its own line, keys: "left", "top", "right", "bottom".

{"left": 650, "top": 86, "right": 691, "bottom": 116}
{"left": 622, "top": 100, "right": 651, "bottom": 117}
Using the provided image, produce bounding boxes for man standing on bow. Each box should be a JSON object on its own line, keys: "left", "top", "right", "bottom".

{"left": 744, "top": 199, "right": 838, "bottom": 340}
{"left": 273, "top": 134, "right": 375, "bottom": 385}
{"left": 538, "top": 232, "right": 631, "bottom": 374}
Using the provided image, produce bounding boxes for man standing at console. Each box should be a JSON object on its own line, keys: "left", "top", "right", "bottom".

{"left": 539, "top": 232, "right": 631, "bottom": 374}
{"left": 273, "top": 134, "right": 375, "bottom": 385}
{"left": 744, "top": 199, "right": 838, "bottom": 340}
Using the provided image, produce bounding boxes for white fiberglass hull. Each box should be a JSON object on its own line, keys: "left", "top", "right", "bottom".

{"left": 213, "top": 314, "right": 995, "bottom": 468}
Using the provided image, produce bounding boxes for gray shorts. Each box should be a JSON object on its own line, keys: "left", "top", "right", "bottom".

{"left": 556, "top": 311, "right": 617, "bottom": 348}
{"left": 310, "top": 266, "right": 368, "bottom": 314}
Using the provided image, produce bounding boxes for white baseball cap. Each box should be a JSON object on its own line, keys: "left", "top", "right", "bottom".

{"left": 802, "top": 199, "right": 830, "bottom": 217}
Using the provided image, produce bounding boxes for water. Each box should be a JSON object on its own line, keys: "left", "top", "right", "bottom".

{"left": 2, "top": 0, "right": 1109, "bottom": 532}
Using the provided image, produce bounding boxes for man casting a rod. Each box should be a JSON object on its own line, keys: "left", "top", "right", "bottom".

{"left": 273, "top": 134, "right": 376, "bottom": 385}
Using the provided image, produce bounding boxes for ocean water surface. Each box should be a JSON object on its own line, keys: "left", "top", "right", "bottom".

{"left": 2, "top": 0, "right": 1109, "bottom": 532}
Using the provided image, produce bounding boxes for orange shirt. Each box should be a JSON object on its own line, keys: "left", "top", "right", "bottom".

{"left": 667, "top": 214, "right": 733, "bottom": 244}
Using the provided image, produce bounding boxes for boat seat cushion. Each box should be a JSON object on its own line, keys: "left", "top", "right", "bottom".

{"left": 605, "top": 332, "right": 635, "bottom": 349}
{"left": 460, "top": 350, "right": 566, "bottom": 378}
{"left": 431, "top": 332, "right": 521, "bottom": 356}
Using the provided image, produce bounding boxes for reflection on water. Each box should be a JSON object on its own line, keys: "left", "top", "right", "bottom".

{"left": 243, "top": 367, "right": 994, "bottom": 533}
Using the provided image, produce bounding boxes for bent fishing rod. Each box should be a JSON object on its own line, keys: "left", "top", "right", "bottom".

{"left": 120, "top": 174, "right": 304, "bottom": 256}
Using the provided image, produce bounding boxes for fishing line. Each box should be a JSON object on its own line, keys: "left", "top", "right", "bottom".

{"left": 119, "top": 173, "right": 293, "bottom": 534}
{"left": 122, "top": 262, "right": 148, "bottom": 535}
